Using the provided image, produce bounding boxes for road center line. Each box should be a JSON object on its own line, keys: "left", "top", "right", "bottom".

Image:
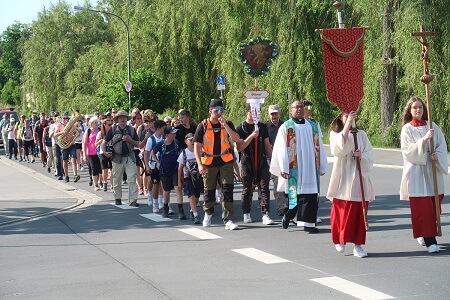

{"left": 232, "top": 248, "right": 291, "bottom": 264}
{"left": 179, "top": 228, "right": 222, "bottom": 240}
{"left": 311, "top": 276, "right": 394, "bottom": 300}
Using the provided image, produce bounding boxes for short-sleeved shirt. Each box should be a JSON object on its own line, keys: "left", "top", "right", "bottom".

{"left": 236, "top": 121, "right": 269, "bottom": 168}
{"left": 175, "top": 124, "right": 196, "bottom": 149}
{"left": 266, "top": 120, "right": 284, "bottom": 147}
{"left": 145, "top": 134, "right": 164, "bottom": 168}
{"left": 104, "top": 125, "right": 139, "bottom": 155}
{"left": 153, "top": 140, "right": 179, "bottom": 177}
{"left": 193, "top": 120, "right": 236, "bottom": 168}
{"left": 177, "top": 148, "right": 198, "bottom": 178}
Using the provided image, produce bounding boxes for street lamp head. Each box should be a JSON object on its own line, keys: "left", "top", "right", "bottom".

{"left": 74, "top": 5, "right": 87, "bottom": 12}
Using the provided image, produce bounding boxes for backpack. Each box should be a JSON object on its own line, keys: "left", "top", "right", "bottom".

{"left": 111, "top": 125, "right": 135, "bottom": 155}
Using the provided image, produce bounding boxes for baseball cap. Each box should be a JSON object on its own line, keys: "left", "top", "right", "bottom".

{"left": 268, "top": 104, "right": 280, "bottom": 114}
{"left": 10, "top": 118, "right": 16, "bottom": 122}
{"left": 209, "top": 99, "right": 224, "bottom": 108}
{"left": 185, "top": 133, "right": 194, "bottom": 140}
{"left": 164, "top": 126, "right": 178, "bottom": 134}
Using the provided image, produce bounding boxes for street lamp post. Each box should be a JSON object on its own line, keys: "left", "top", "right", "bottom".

{"left": 74, "top": 5, "right": 132, "bottom": 112}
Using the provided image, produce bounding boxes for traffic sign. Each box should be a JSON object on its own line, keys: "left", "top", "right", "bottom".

{"left": 244, "top": 90, "right": 269, "bottom": 99}
{"left": 125, "top": 81, "right": 133, "bottom": 92}
{"left": 217, "top": 84, "right": 226, "bottom": 91}
{"left": 216, "top": 75, "right": 226, "bottom": 85}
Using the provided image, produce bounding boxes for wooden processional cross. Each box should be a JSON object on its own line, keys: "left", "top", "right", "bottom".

{"left": 410, "top": 26, "right": 442, "bottom": 236}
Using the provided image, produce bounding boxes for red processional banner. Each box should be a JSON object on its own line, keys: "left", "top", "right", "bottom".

{"left": 319, "top": 27, "right": 366, "bottom": 113}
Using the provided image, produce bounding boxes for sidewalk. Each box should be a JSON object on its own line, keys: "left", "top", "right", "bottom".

{"left": 0, "top": 156, "right": 100, "bottom": 226}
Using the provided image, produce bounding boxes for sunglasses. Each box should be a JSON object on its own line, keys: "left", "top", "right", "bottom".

{"left": 291, "top": 105, "right": 304, "bottom": 109}
{"left": 213, "top": 107, "right": 224, "bottom": 114}
{"left": 304, "top": 105, "right": 313, "bottom": 110}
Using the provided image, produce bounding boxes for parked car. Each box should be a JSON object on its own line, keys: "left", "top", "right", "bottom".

{"left": 0, "top": 107, "right": 19, "bottom": 146}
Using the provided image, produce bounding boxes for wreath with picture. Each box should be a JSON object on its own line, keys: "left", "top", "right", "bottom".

{"left": 238, "top": 36, "right": 279, "bottom": 78}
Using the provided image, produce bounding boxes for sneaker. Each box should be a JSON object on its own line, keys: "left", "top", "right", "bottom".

{"left": 103, "top": 182, "right": 107, "bottom": 192}
{"left": 88, "top": 178, "right": 93, "bottom": 186}
{"left": 262, "top": 214, "right": 275, "bottom": 225}
{"left": 162, "top": 206, "right": 169, "bottom": 218}
{"left": 203, "top": 214, "right": 212, "bottom": 227}
{"left": 316, "top": 217, "right": 323, "bottom": 223}
{"left": 99, "top": 182, "right": 103, "bottom": 189}
{"left": 178, "top": 210, "right": 187, "bottom": 220}
{"left": 225, "top": 220, "right": 239, "bottom": 230}
{"left": 158, "top": 203, "right": 164, "bottom": 210}
{"left": 122, "top": 180, "right": 127, "bottom": 184}
{"left": 47, "top": 167, "right": 51, "bottom": 173}
{"left": 94, "top": 186, "right": 100, "bottom": 191}
{"left": 74, "top": 175, "right": 80, "bottom": 183}
{"left": 58, "top": 175, "right": 63, "bottom": 180}
{"left": 80, "top": 166, "right": 84, "bottom": 171}
{"left": 193, "top": 216, "right": 201, "bottom": 224}
{"left": 353, "top": 245, "right": 368, "bottom": 258}
{"left": 31, "top": 158, "right": 35, "bottom": 163}
{"left": 138, "top": 187, "right": 144, "bottom": 195}
{"left": 153, "top": 206, "right": 159, "bottom": 213}
{"left": 243, "top": 213, "right": 253, "bottom": 223}
{"left": 417, "top": 237, "right": 426, "bottom": 246}
{"left": 65, "top": 176, "right": 69, "bottom": 182}
{"left": 115, "top": 199, "right": 122, "bottom": 205}
{"left": 335, "top": 244, "right": 345, "bottom": 253}
{"left": 190, "top": 210, "right": 194, "bottom": 221}
{"left": 168, "top": 204, "right": 174, "bottom": 215}
{"left": 147, "top": 199, "right": 152, "bottom": 207}
{"left": 129, "top": 201, "right": 139, "bottom": 207}
{"left": 427, "top": 244, "right": 439, "bottom": 253}
{"left": 282, "top": 214, "right": 289, "bottom": 229}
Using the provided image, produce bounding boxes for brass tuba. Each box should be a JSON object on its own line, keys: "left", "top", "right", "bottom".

{"left": 57, "top": 113, "right": 82, "bottom": 149}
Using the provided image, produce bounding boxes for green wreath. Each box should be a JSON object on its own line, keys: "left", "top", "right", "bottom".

{"left": 238, "top": 36, "right": 279, "bottom": 78}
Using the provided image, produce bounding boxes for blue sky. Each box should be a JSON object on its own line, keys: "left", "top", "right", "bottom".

{"left": 0, "top": 0, "right": 97, "bottom": 33}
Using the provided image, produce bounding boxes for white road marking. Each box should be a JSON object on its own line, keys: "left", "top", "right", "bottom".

{"left": 140, "top": 213, "right": 173, "bottom": 222}
{"left": 110, "top": 203, "right": 138, "bottom": 209}
{"left": 232, "top": 248, "right": 291, "bottom": 264}
{"left": 179, "top": 228, "right": 222, "bottom": 240}
{"left": 311, "top": 276, "right": 394, "bottom": 300}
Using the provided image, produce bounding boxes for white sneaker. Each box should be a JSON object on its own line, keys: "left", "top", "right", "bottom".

{"left": 427, "top": 244, "right": 439, "bottom": 253}
{"left": 152, "top": 205, "right": 159, "bottom": 213}
{"left": 243, "top": 213, "right": 253, "bottom": 223}
{"left": 353, "top": 245, "right": 368, "bottom": 258}
{"left": 203, "top": 214, "right": 212, "bottom": 227}
{"left": 225, "top": 220, "right": 239, "bottom": 230}
{"left": 158, "top": 202, "right": 164, "bottom": 210}
{"left": 417, "top": 237, "right": 426, "bottom": 246}
{"left": 262, "top": 214, "right": 274, "bottom": 225}
{"left": 335, "top": 244, "right": 345, "bottom": 253}
{"left": 316, "top": 217, "right": 323, "bottom": 223}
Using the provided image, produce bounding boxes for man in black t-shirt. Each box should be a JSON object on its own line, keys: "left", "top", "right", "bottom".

{"left": 236, "top": 103, "right": 274, "bottom": 225}
{"left": 194, "top": 99, "right": 255, "bottom": 230}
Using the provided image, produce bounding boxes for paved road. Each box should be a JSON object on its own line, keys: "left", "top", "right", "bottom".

{"left": 1, "top": 147, "right": 450, "bottom": 299}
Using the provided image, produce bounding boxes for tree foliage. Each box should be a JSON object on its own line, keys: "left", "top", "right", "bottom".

{"left": 2, "top": 0, "right": 449, "bottom": 148}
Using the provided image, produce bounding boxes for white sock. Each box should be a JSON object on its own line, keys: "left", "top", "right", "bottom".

{"left": 193, "top": 212, "right": 198, "bottom": 217}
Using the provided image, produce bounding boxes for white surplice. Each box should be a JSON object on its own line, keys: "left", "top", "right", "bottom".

{"left": 326, "top": 130, "right": 375, "bottom": 202}
{"left": 400, "top": 122, "right": 448, "bottom": 200}
{"left": 269, "top": 121, "right": 327, "bottom": 194}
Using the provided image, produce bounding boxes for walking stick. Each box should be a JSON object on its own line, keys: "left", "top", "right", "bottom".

{"left": 411, "top": 26, "right": 441, "bottom": 236}
{"left": 351, "top": 126, "right": 369, "bottom": 230}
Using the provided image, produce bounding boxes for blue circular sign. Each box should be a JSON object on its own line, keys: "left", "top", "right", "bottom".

{"left": 216, "top": 75, "right": 226, "bottom": 85}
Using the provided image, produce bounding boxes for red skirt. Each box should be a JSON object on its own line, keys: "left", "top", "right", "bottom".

{"left": 331, "top": 198, "right": 368, "bottom": 245}
{"left": 409, "top": 195, "right": 443, "bottom": 238}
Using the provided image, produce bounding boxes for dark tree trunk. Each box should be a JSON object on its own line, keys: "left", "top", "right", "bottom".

{"left": 380, "top": 0, "right": 400, "bottom": 132}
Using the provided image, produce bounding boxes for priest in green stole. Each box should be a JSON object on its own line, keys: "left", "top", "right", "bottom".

{"left": 270, "top": 100, "right": 328, "bottom": 232}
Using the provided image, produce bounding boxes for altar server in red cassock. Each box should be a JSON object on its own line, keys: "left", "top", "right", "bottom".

{"left": 327, "top": 111, "right": 374, "bottom": 258}
{"left": 400, "top": 96, "right": 448, "bottom": 254}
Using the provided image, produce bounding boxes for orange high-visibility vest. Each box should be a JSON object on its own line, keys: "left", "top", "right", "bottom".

{"left": 201, "top": 119, "right": 233, "bottom": 165}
